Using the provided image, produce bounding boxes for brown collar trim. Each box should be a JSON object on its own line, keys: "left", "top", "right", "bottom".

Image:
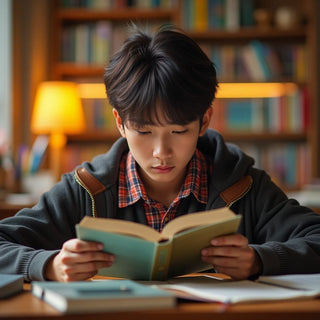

{"left": 220, "top": 175, "right": 253, "bottom": 207}
{"left": 75, "top": 168, "right": 106, "bottom": 196}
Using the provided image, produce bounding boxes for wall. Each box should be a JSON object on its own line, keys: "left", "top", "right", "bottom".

{"left": 12, "top": 0, "right": 52, "bottom": 157}
{"left": 0, "top": 0, "right": 12, "bottom": 142}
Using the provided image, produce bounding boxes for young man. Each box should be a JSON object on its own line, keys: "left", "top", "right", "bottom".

{"left": 0, "top": 26, "right": 320, "bottom": 282}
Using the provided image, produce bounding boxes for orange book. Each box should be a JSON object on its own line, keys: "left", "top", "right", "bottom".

{"left": 194, "top": 0, "right": 209, "bottom": 31}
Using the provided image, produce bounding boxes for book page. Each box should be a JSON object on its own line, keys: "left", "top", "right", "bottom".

{"left": 78, "top": 207, "right": 237, "bottom": 243}
{"left": 78, "top": 217, "right": 162, "bottom": 242}
{"left": 161, "top": 207, "right": 236, "bottom": 238}
{"left": 258, "top": 274, "right": 320, "bottom": 292}
{"left": 153, "top": 276, "right": 319, "bottom": 304}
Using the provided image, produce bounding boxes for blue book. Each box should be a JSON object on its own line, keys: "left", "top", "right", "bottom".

{"left": 0, "top": 274, "right": 24, "bottom": 299}
{"left": 31, "top": 279, "right": 175, "bottom": 314}
{"left": 226, "top": 100, "right": 253, "bottom": 131}
{"left": 249, "top": 41, "right": 272, "bottom": 80}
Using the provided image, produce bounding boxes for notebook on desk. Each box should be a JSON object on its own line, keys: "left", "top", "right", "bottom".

{"left": 31, "top": 279, "right": 175, "bottom": 314}
{"left": 0, "top": 274, "right": 24, "bottom": 299}
{"left": 149, "top": 274, "right": 320, "bottom": 304}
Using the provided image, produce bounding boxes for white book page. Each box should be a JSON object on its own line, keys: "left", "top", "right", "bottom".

{"left": 151, "top": 276, "right": 319, "bottom": 304}
{"left": 258, "top": 274, "right": 320, "bottom": 291}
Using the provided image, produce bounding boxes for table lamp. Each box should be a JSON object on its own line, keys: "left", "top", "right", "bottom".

{"left": 31, "top": 81, "right": 85, "bottom": 181}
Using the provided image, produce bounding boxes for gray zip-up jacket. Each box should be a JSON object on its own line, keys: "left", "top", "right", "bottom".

{"left": 1, "top": 129, "right": 320, "bottom": 281}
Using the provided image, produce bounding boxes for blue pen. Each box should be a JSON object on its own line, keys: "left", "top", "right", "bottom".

{"left": 76, "top": 286, "right": 132, "bottom": 294}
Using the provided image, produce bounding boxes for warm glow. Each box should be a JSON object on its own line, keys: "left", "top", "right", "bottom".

{"left": 77, "top": 83, "right": 106, "bottom": 99}
{"left": 31, "top": 81, "right": 85, "bottom": 135}
{"left": 216, "top": 82, "right": 298, "bottom": 98}
{"left": 76, "top": 82, "right": 298, "bottom": 100}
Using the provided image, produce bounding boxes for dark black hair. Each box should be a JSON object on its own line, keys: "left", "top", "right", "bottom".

{"left": 104, "top": 25, "right": 218, "bottom": 126}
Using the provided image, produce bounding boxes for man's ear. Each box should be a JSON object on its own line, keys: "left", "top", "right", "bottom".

{"left": 113, "top": 108, "right": 126, "bottom": 138}
{"left": 199, "top": 107, "right": 213, "bottom": 136}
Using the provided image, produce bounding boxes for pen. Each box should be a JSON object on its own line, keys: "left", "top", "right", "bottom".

{"left": 76, "top": 286, "right": 132, "bottom": 294}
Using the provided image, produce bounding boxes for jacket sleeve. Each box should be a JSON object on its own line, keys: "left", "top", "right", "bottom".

{"left": 0, "top": 172, "right": 91, "bottom": 281}
{"left": 241, "top": 168, "right": 320, "bottom": 275}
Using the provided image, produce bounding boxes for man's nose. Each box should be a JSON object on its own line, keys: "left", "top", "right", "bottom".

{"left": 152, "top": 137, "right": 172, "bottom": 159}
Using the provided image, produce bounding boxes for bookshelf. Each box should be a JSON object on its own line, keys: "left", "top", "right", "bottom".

{"left": 50, "top": 0, "right": 319, "bottom": 191}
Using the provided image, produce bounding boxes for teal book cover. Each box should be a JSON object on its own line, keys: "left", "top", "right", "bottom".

{"left": 31, "top": 279, "right": 175, "bottom": 314}
{"left": 0, "top": 274, "right": 24, "bottom": 299}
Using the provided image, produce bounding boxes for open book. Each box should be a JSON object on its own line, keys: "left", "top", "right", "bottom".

{"left": 150, "top": 274, "right": 320, "bottom": 304}
{"left": 76, "top": 207, "right": 241, "bottom": 280}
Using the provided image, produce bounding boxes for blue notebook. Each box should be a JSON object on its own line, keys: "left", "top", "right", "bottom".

{"left": 31, "top": 279, "right": 175, "bottom": 314}
{"left": 0, "top": 274, "right": 24, "bottom": 299}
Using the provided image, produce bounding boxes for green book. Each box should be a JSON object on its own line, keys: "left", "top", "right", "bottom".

{"left": 76, "top": 207, "right": 241, "bottom": 280}
{"left": 31, "top": 279, "right": 175, "bottom": 314}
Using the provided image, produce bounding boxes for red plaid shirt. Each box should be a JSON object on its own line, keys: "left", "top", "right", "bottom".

{"left": 118, "top": 149, "right": 210, "bottom": 232}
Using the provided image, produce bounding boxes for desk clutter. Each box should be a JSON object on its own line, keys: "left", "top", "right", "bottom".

{"left": 28, "top": 274, "right": 320, "bottom": 314}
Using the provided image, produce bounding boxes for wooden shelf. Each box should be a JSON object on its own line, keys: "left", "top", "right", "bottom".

{"left": 49, "top": 0, "right": 319, "bottom": 189}
{"left": 57, "top": 7, "right": 178, "bottom": 21}
{"left": 55, "top": 63, "right": 105, "bottom": 77}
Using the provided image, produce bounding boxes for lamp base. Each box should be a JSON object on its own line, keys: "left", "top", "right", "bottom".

{"left": 50, "top": 133, "right": 66, "bottom": 182}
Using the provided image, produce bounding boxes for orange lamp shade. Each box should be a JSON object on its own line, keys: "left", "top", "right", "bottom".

{"left": 31, "top": 81, "right": 85, "bottom": 135}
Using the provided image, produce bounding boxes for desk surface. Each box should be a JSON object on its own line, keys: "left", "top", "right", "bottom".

{"left": 1, "top": 282, "right": 319, "bottom": 320}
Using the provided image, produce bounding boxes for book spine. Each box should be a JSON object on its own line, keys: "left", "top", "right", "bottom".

{"left": 151, "top": 241, "right": 172, "bottom": 281}
{"left": 194, "top": 0, "right": 208, "bottom": 31}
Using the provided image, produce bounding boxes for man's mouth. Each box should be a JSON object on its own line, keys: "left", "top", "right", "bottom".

{"left": 152, "top": 165, "right": 174, "bottom": 174}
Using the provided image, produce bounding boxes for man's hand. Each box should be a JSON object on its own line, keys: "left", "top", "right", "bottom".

{"left": 201, "top": 233, "right": 262, "bottom": 280}
{"left": 45, "top": 239, "right": 114, "bottom": 282}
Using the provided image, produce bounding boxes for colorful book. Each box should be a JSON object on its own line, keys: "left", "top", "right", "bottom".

{"left": 194, "top": 0, "right": 209, "bottom": 31}
{"left": 76, "top": 208, "right": 241, "bottom": 280}
{"left": 225, "top": 0, "right": 240, "bottom": 30}
{"left": 31, "top": 279, "right": 175, "bottom": 314}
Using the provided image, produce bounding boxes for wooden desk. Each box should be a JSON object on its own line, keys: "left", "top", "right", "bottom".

{"left": 0, "top": 202, "right": 33, "bottom": 220}
{"left": 1, "top": 282, "right": 319, "bottom": 320}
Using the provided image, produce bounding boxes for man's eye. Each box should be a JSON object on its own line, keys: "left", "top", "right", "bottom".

{"left": 172, "top": 129, "right": 188, "bottom": 134}
{"left": 137, "top": 130, "right": 151, "bottom": 135}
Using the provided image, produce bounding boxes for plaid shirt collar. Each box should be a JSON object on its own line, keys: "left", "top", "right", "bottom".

{"left": 118, "top": 149, "right": 209, "bottom": 208}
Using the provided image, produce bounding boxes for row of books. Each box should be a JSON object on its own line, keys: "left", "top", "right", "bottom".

{"left": 60, "top": 0, "right": 176, "bottom": 9}
{"left": 82, "top": 98, "right": 117, "bottom": 130}
{"left": 236, "top": 142, "right": 311, "bottom": 189}
{"left": 61, "top": 21, "right": 306, "bottom": 83}
{"left": 81, "top": 89, "right": 309, "bottom": 134}
{"left": 183, "top": 0, "right": 254, "bottom": 31}
{"left": 61, "top": 21, "right": 164, "bottom": 64}
{"left": 203, "top": 41, "right": 307, "bottom": 82}
{"left": 63, "top": 143, "right": 113, "bottom": 173}
{"left": 62, "top": 22, "right": 118, "bottom": 64}
{"left": 211, "top": 89, "right": 309, "bottom": 134}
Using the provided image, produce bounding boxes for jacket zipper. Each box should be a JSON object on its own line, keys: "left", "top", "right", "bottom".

{"left": 74, "top": 173, "right": 97, "bottom": 217}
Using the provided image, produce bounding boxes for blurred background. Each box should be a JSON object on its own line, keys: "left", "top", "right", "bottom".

{"left": 0, "top": 0, "right": 320, "bottom": 213}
